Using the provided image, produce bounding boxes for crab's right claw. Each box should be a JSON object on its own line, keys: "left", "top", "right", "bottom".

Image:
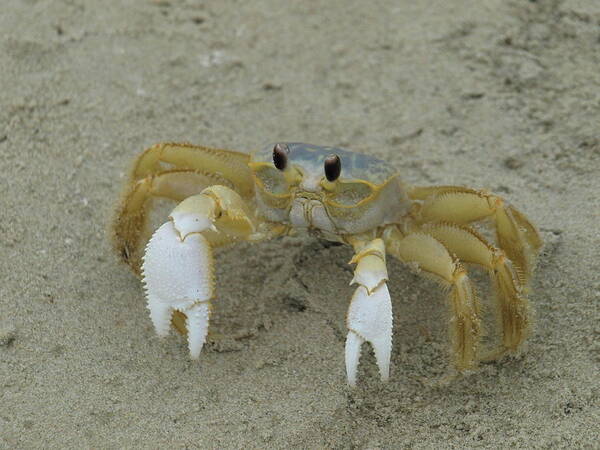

{"left": 345, "top": 239, "right": 393, "bottom": 387}
{"left": 141, "top": 196, "right": 217, "bottom": 359}
{"left": 345, "top": 284, "right": 393, "bottom": 387}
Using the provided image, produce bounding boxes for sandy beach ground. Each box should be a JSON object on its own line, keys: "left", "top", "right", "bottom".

{"left": 1, "top": 0, "right": 598, "bottom": 448}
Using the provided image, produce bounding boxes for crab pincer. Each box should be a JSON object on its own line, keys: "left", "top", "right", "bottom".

{"left": 345, "top": 238, "right": 393, "bottom": 387}
{"left": 141, "top": 195, "right": 218, "bottom": 358}
{"left": 142, "top": 187, "right": 255, "bottom": 358}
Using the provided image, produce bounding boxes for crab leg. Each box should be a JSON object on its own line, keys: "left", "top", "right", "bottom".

{"left": 113, "top": 169, "right": 232, "bottom": 273}
{"left": 129, "top": 143, "right": 254, "bottom": 196}
{"left": 420, "top": 223, "right": 530, "bottom": 356}
{"left": 113, "top": 143, "right": 255, "bottom": 274}
{"left": 385, "top": 230, "right": 482, "bottom": 372}
{"left": 141, "top": 185, "right": 255, "bottom": 359}
{"left": 409, "top": 186, "right": 542, "bottom": 281}
{"left": 345, "top": 238, "right": 393, "bottom": 387}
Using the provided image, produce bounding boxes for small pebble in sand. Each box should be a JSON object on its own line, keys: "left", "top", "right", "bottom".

{"left": 0, "top": 325, "right": 17, "bottom": 347}
{"left": 504, "top": 156, "right": 524, "bottom": 169}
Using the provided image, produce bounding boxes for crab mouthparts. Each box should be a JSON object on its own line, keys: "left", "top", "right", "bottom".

{"left": 289, "top": 197, "right": 336, "bottom": 233}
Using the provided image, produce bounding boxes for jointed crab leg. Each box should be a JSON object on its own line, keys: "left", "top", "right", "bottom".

{"left": 129, "top": 143, "right": 254, "bottom": 195}
{"left": 409, "top": 186, "right": 542, "bottom": 280}
{"left": 385, "top": 229, "right": 481, "bottom": 371}
{"left": 142, "top": 185, "right": 257, "bottom": 359}
{"left": 345, "top": 238, "right": 393, "bottom": 387}
{"left": 113, "top": 169, "right": 232, "bottom": 273}
{"left": 113, "top": 143, "right": 255, "bottom": 274}
{"left": 420, "top": 223, "right": 530, "bottom": 356}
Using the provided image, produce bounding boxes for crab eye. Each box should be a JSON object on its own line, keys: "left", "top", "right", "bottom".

{"left": 272, "top": 143, "right": 289, "bottom": 171}
{"left": 324, "top": 154, "right": 341, "bottom": 182}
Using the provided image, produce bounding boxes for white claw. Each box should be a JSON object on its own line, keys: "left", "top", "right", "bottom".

{"left": 344, "top": 331, "right": 363, "bottom": 388}
{"left": 170, "top": 210, "right": 217, "bottom": 237}
{"left": 186, "top": 302, "right": 211, "bottom": 359}
{"left": 350, "top": 266, "right": 387, "bottom": 294}
{"left": 345, "top": 283, "right": 393, "bottom": 387}
{"left": 147, "top": 298, "right": 172, "bottom": 338}
{"left": 141, "top": 220, "right": 214, "bottom": 359}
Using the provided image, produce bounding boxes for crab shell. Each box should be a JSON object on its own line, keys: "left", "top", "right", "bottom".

{"left": 249, "top": 142, "right": 411, "bottom": 237}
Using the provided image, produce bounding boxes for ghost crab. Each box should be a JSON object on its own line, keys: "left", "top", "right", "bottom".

{"left": 112, "top": 142, "right": 542, "bottom": 386}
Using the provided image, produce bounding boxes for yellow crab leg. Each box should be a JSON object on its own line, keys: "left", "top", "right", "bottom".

{"left": 113, "top": 143, "right": 256, "bottom": 273}
{"left": 112, "top": 169, "right": 234, "bottom": 274}
{"left": 409, "top": 185, "right": 542, "bottom": 281}
{"left": 419, "top": 223, "right": 530, "bottom": 357}
{"left": 384, "top": 229, "right": 481, "bottom": 371}
{"left": 129, "top": 142, "right": 254, "bottom": 196}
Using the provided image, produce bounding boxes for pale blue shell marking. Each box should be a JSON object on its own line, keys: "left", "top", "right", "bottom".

{"left": 251, "top": 142, "right": 396, "bottom": 185}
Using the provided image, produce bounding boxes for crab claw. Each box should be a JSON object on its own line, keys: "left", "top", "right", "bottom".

{"left": 345, "top": 283, "right": 393, "bottom": 387}
{"left": 141, "top": 218, "right": 215, "bottom": 359}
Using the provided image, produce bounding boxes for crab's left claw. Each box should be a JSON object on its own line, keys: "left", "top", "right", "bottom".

{"left": 141, "top": 186, "right": 259, "bottom": 359}
{"left": 141, "top": 194, "right": 218, "bottom": 359}
{"left": 345, "top": 239, "right": 393, "bottom": 387}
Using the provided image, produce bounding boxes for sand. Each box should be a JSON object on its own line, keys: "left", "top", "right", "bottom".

{"left": 1, "top": 0, "right": 598, "bottom": 448}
